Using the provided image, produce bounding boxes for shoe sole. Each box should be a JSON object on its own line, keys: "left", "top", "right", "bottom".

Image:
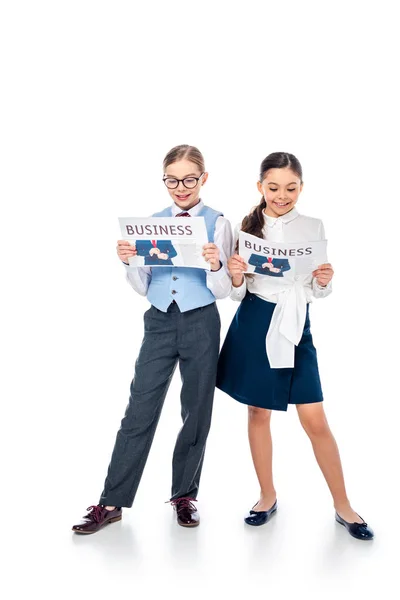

{"left": 245, "top": 507, "right": 278, "bottom": 527}
{"left": 335, "top": 518, "right": 374, "bottom": 540}
{"left": 177, "top": 520, "right": 200, "bottom": 528}
{"left": 72, "top": 515, "right": 122, "bottom": 534}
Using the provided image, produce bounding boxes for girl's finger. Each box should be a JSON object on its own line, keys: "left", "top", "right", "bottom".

{"left": 314, "top": 268, "right": 333, "bottom": 275}
{"left": 229, "top": 258, "right": 246, "bottom": 267}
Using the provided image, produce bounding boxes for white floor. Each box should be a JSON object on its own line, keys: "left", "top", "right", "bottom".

{"left": 7, "top": 365, "right": 396, "bottom": 600}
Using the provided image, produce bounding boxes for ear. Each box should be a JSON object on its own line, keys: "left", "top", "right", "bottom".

{"left": 299, "top": 181, "right": 304, "bottom": 193}
{"left": 201, "top": 172, "right": 209, "bottom": 185}
{"left": 257, "top": 180, "right": 263, "bottom": 195}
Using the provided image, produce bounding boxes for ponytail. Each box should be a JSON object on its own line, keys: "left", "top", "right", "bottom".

{"left": 235, "top": 196, "right": 266, "bottom": 252}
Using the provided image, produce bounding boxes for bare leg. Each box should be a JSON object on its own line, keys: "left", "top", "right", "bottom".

{"left": 247, "top": 406, "right": 277, "bottom": 511}
{"left": 296, "top": 402, "right": 363, "bottom": 523}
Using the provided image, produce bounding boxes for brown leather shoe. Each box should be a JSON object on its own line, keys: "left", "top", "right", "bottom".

{"left": 170, "top": 497, "right": 200, "bottom": 527}
{"left": 72, "top": 505, "right": 122, "bottom": 534}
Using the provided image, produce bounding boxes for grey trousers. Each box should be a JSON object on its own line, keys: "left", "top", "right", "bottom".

{"left": 99, "top": 301, "right": 221, "bottom": 508}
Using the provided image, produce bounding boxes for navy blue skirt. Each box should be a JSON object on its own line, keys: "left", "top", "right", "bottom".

{"left": 216, "top": 292, "right": 324, "bottom": 411}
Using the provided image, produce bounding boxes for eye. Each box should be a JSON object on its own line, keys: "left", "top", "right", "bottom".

{"left": 269, "top": 188, "right": 278, "bottom": 192}
{"left": 183, "top": 178, "right": 196, "bottom": 184}
{"left": 287, "top": 188, "right": 296, "bottom": 192}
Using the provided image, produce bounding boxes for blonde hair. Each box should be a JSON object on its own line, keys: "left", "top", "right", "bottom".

{"left": 163, "top": 145, "right": 205, "bottom": 172}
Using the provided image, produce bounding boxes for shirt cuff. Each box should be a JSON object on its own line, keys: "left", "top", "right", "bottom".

{"left": 314, "top": 280, "right": 332, "bottom": 290}
{"left": 122, "top": 261, "right": 137, "bottom": 271}
{"left": 207, "top": 263, "right": 228, "bottom": 280}
{"left": 230, "top": 278, "right": 247, "bottom": 299}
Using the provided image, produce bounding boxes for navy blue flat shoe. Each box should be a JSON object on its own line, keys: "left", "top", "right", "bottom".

{"left": 335, "top": 512, "right": 374, "bottom": 540}
{"left": 244, "top": 500, "right": 278, "bottom": 526}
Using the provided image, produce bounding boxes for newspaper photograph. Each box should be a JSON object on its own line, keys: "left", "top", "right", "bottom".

{"left": 238, "top": 230, "right": 328, "bottom": 279}
{"left": 119, "top": 217, "right": 211, "bottom": 269}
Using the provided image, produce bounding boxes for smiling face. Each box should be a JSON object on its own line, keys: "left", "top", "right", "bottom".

{"left": 257, "top": 167, "right": 303, "bottom": 218}
{"left": 163, "top": 158, "right": 208, "bottom": 211}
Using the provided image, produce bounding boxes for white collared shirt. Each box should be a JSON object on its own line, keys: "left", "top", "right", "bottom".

{"left": 230, "top": 207, "right": 332, "bottom": 368}
{"left": 124, "top": 199, "right": 234, "bottom": 299}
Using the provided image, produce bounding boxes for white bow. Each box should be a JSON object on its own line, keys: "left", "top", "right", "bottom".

{"left": 266, "top": 281, "right": 307, "bottom": 369}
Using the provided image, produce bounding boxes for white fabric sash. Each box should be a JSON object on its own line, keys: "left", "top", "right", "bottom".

{"left": 266, "top": 281, "right": 308, "bottom": 369}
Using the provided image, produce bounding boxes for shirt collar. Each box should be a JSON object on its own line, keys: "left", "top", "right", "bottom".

{"left": 171, "top": 199, "right": 203, "bottom": 216}
{"left": 263, "top": 206, "right": 299, "bottom": 227}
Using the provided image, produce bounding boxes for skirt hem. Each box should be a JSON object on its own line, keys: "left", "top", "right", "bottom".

{"left": 217, "top": 385, "right": 324, "bottom": 412}
{"left": 217, "top": 385, "right": 288, "bottom": 412}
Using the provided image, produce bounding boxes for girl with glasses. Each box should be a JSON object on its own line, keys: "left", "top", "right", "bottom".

{"left": 72, "top": 145, "right": 233, "bottom": 533}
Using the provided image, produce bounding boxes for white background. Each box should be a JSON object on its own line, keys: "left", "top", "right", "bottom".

{"left": 1, "top": 1, "right": 399, "bottom": 599}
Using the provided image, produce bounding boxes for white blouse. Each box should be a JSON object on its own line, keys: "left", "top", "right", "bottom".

{"left": 231, "top": 207, "right": 332, "bottom": 368}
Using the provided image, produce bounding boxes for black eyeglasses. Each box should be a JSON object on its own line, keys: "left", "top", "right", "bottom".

{"left": 163, "top": 173, "right": 205, "bottom": 189}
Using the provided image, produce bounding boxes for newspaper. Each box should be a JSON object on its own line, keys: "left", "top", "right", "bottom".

{"left": 238, "top": 230, "right": 328, "bottom": 279}
{"left": 119, "top": 217, "right": 210, "bottom": 270}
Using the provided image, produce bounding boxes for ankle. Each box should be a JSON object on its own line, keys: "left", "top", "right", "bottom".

{"left": 104, "top": 505, "right": 116, "bottom": 511}
{"left": 334, "top": 499, "right": 351, "bottom": 512}
{"left": 260, "top": 490, "right": 277, "bottom": 502}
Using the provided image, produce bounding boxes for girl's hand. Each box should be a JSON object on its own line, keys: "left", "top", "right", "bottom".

{"left": 228, "top": 254, "right": 247, "bottom": 276}
{"left": 312, "top": 263, "right": 334, "bottom": 287}
{"left": 202, "top": 243, "right": 221, "bottom": 271}
{"left": 228, "top": 254, "right": 247, "bottom": 287}
{"left": 117, "top": 240, "right": 137, "bottom": 264}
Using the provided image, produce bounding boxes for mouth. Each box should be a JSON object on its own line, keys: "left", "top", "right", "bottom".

{"left": 175, "top": 193, "right": 191, "bottom": 201}
{"left": 273, "top": 201, "right": 291, "bottom": 208}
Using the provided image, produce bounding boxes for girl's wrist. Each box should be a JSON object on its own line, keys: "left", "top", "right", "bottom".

{"left": 232, "top": 274, "right": 244, "bottom": 287}
{"left": 211, "top": 260, "right": 222, "bottom": 272}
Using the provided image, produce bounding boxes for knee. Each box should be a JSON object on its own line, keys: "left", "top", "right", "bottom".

{"left": 300, "top": 415, "right": 330, "bottom": 438}
{"left": 248, "top": 406, "right": 272, "bottom": 424}
{"left": 119, "top": 395, "right": 153, "bottom": 431}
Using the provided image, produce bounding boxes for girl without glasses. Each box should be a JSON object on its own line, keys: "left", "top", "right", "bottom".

{"left": 216, "top": 152, "right": 374, "bottom": 540}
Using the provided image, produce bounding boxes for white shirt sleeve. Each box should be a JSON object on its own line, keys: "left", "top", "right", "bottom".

{"left": 312, "top": 220, "right": 333, "bottom": 299}
{"left": 123, "top": 263, "right": 152, "bottom": 296}
{"left": 205, "top": 216, "right": 234, "bottom": 299}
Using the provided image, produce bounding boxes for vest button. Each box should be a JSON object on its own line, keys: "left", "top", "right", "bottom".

{"left": 171, "top": 290, "right": 177, "bottom": 294}
{"left": 172, "top": 276, "right": 178, "bottom": 281}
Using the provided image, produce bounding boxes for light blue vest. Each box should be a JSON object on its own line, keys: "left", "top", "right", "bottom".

{"left": 147, "top": 205, "right": 223, "bottom": 312}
